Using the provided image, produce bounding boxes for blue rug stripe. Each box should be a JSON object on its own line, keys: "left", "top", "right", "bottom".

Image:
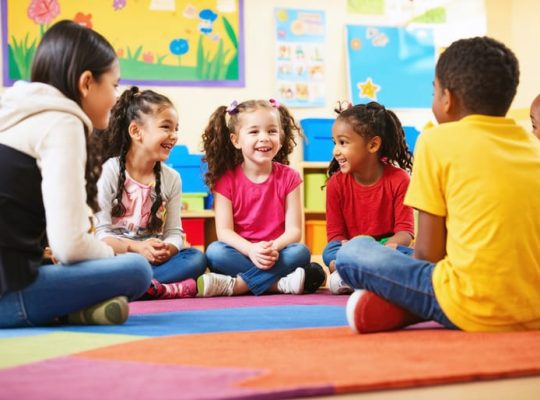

{"left": 0, "top": 305, "right": 346, "bottom": 337}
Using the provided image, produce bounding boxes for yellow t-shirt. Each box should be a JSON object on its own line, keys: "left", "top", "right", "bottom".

{"left": 405, "top": 115, "right": 540, "bottom": 332}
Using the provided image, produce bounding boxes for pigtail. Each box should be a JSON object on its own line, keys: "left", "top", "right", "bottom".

{"left": 111, "top": 144, "right": 128, "bottom": 218}
{"left": 147, "top": 162, "right": 164, "bottom": 233}
{"left": 102, "top": 86, "right": 140, "bottom": 217}
{"left": 273, "top": 102, "right": 303, "bottom": 165}
{"left": 376, "top": 106, "right": 413, "bottom": 173}
{"left": 202, "top": 105, "right": 242, "bottom": 190}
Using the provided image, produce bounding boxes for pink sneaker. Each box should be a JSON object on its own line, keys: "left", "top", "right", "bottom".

{"left": 346, "top": 290, "right": 421, "bottom": 333}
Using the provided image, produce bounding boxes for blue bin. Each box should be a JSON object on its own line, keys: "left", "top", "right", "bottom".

{"left": 403, "top": 126, "right": 420, "bottom": 153}
{"left": 166, "top": 145, "right": 209, "bottom": 194}
{"left": 301, "top": 118, "right": 335, "bottom": 162}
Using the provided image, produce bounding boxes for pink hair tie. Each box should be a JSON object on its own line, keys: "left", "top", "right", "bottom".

{"left": 269, "top": 98, "right": 280, "bottom": 108}
{"left": 226, "top": 100, "right": 239, "bottom": 115}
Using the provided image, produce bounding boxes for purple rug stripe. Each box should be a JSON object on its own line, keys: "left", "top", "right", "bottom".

{"left": 130, "top": 290, "right": 348, "bottom": 315}
{"left": 406, "top": 320, "right": 444, "bottom": 329}
{"left": 0, "top": 356, "right": 334, "bottom": 400}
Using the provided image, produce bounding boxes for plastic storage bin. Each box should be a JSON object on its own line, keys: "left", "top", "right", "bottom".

{"left": 301, "top": 118, "right": 335, "bottom": 162}
{"left": 305, "top": 220, "right": 327, "bottom": 255}
{"left": 182, "top": 218, "right": 205, "bottom": 249}
{"left": 304, "top": 172, "right": 326, "bottom": 211}
{"left": 181, "top": 192, "right": 206, "bottom": 212}
{"left": 403, "top": 126, "right": 420, "bottom": 153}
{"left": 166, "top": 145, "right": 208, "bottom": 194}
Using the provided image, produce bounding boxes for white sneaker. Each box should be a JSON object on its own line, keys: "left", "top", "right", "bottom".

{"left": 277, "top": 267, "right": 305, "bottom": 294}
{"left": 197, "top": 273, "right": 235, "bottom": 297}
{"left": 328, "top": 271, "right": 354, "bottom": 295}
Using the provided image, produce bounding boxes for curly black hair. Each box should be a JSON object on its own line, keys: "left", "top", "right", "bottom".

{"left": 327, "top": 101, "right": 413, "bottom": 178}
{"left": 98, "top": 86, "right": 174, "bottom": 234}
{"left": 436, "top": 36, "right": 519, "bottom": 116}
{"left": 202, "top": 100, "right": 303, "bottom": 190}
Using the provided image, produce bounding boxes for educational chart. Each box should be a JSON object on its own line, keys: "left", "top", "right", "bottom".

{"left": 274, "top": 8, "right": 326, "bottom": 108}
{"left": 1, "top": 0, "right": 244, "bottom": 87}
{"left": 346, "top": 25, "right": 435, "bottom": 108}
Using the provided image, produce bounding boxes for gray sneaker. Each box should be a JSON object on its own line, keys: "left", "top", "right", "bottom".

{"left": 277, "top": 267, "right": 305, "bottom": 294}
{"left": 68, "top": 296, "right": 129, "bottom": 325}
{"left": 328, "top": 271, "right": 354, "bottom": 295}
{"left": 197, "top": 273, "right": 235, "bottom": 297}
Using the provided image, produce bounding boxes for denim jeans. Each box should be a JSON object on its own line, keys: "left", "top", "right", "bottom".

{"left": 336, "top": 236, "right": 457, "bottom": 329}
{"left": 206, "top": 241, "right": 311, "bottom": 295}
{"left": 0, "top": 253, "right": 152, "bottom": 328}
{"left": 323, "top": 239, "right": 414, "bottom": 267}
{"left": 151, "top": 247, "right": 206, "bottom": 283}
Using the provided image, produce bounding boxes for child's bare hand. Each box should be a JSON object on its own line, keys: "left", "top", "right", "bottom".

{"left": 249, "top": 241, "right": 278, "bottom": 270}
{"left": 132, "top": 239, "right": 167, "bottom": 264}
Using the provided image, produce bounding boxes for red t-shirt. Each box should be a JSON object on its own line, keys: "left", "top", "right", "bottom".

{"left": 326, "top": 164, "right": 414, "bottom": 242}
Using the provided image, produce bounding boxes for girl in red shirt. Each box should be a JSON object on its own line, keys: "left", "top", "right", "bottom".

{"left": 324, "top": 102, "right": 414, "bottom": 294}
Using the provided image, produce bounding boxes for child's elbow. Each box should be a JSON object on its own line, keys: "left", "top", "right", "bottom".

{"left": 288, "top": 227, "right": 302, "bottom": 242}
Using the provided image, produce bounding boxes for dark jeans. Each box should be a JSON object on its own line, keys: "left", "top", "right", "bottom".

{"left": 336, "top": 236, "right": 457, "bottom": 329}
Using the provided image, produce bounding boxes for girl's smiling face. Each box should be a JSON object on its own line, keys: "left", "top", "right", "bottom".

{"left": 332, "top": 118, "right": 379, "bottom": 179}
{"left": 134, "top": 105, "right": 179, "bottom": 162}
{"left": 230, "top": 107, "right": 282, "bottom": 166}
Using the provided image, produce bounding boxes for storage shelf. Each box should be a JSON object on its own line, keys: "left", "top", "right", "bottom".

{"left": 182, "top": 210, "right": 215, "bottom": 218}
{"left": 301, "top": 161, "right": 329, "bottom": 170}
{"left": 304, "top": 209, "right": 326, "bottom": 216}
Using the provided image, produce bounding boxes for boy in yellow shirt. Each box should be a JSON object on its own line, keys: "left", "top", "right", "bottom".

{"left": 336, "top": 36, "right": 540, "bottom": 333}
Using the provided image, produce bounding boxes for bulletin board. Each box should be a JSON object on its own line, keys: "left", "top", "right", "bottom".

{"left": 345, "top": 0, "right": 486, "bottom": 109}
{"left": 1, "top": 0, "right": 244, "bottom": 87}
{"left": 346, "top": 24, "right": 435, "bottom": 108}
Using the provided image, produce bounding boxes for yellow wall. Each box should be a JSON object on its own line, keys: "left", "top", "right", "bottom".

{"left": 1, "top": 0, "right": 537, "bottom": 151}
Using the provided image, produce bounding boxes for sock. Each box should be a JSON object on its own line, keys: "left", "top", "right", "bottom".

{"left": 146, "top": 278, "right": 197, "bottom": 299}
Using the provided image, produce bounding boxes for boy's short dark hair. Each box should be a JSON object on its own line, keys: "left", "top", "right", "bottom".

{"left": 436, "top": 36, "right": 519, "bottom": 116}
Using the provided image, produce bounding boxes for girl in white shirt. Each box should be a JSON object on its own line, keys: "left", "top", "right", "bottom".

{"left": 94, "top": 87, "right": 206, "bottom": 299}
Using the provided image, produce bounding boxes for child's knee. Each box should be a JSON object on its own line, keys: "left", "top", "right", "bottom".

{"left": 282, "top": 243, "right": 310, "bottom": 264}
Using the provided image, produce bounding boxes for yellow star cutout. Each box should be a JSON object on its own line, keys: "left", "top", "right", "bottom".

{"left": 357, "top": 78, "right": 380, "bottom": 100}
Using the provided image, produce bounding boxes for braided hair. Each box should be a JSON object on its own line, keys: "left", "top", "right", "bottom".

{"left": 202, "top": 99, "right": 303, "bottom": 190}
{"left": 100, "top": 86, "right": 173, "bottom": 234}
{"left": 327, "top": 101, "right": 413, "bottom": 178}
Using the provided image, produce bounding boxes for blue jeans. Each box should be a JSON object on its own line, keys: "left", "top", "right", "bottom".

{"left": 152, "top": 247, "right": 206, "bottom": 283}
{"left": 0, "top": 253, "right": 152, "bottom": 328}
{"left": 336, "top": 236, "right": 457, "bottom": 329}
{"left": 323, "top": 239, "right": 413, "bottom": 266}
{"left": 206, "top": 241, "right": 311, "bottom": 295}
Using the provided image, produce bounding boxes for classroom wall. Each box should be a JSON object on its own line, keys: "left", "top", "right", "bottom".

{"left": 1, "top": 0, "right": 538, "bottom": 153}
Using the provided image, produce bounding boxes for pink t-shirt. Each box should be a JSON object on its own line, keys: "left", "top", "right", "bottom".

{"left": 214, "top": 162, "right": 302, "bottom": 242}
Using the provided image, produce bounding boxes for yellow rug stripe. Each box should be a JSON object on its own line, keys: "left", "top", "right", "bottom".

{"left": 0, "top": 332, "right": 146, "bottom": 369}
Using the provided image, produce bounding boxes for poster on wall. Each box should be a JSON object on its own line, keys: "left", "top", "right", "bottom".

{"left": 274, "top": 8, "right": 325, "bottom": 108}
{"left": 345, "top": 0, "right": 486, "bottom": 109}
{"left": 346, "top": 25, "right": 435, "bottom": 109}
{"left": 1, "top": 0, "right": 244, "bottom": 87}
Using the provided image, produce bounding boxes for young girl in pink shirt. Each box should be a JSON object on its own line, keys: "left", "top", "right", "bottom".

{"left": 324, "top": 101, "right": 415, "bottom": 294}
{"left": 199, "top": 99, "right": 324, "bottom": 296}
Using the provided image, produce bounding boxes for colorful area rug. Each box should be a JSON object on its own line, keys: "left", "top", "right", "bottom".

{"left": 1, "top": 290, "right": 540, "bottom": 399}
